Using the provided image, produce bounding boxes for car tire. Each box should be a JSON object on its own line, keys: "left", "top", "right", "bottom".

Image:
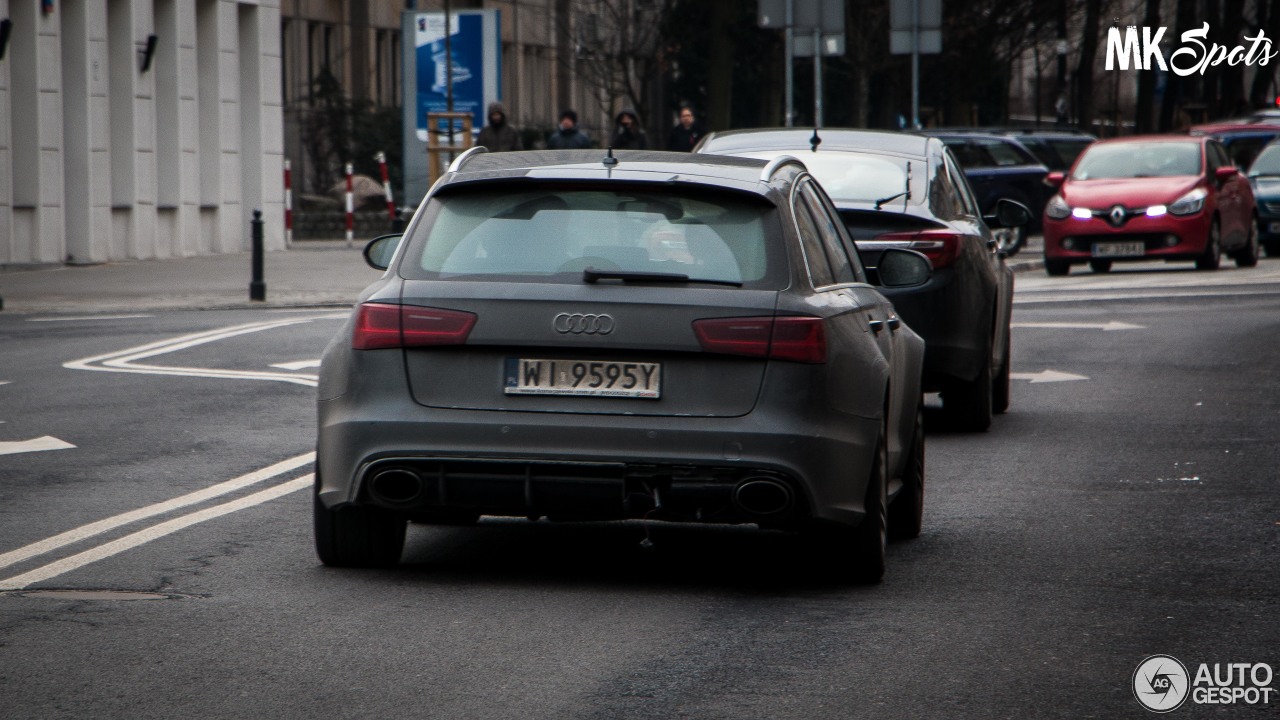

{"left": 1088, "top": 259, "right": 1112, "bottom": 273}
{"left": 1196, "top": 219, "right": 1222, "bottom": 270}
{"left": 888, "top": 404, "right": 925, "bottom": 542}
{"left": 942, "top": 351, "right": 993, "bottom": 432}
{"left": 314, "top": 481, "right": 407, "bottom": 568}
{"left": 993, "top": 329, "right": 1011, "bottom": 415}
{"left": 1234, "top": 217, "right": 1260, "bottom": 268}
{"left": 994, "top": 226, "right": 1026, "bottom": 256}
{"left": 1044, "top": 259, "right": 1070, "bottom": 276}
{"left": 1264, "top": 240, "right": 1280, "bottom": 257}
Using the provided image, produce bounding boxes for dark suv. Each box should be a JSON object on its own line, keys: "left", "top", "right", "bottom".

{"left": 913, "top": 131, "right": 1052, "bottom": 252}
{"left": 315, "top": 149, "right": 932, "bottom": 582}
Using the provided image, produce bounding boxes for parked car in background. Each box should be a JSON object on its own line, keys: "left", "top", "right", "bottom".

{"left": 695, "top": 128, "right": 1024, "bottom": 431}
{"left": 1246, "top": 139, "right": 1280, "bottom": 256}
{"left": 316, "top": 148, "right": 933, "bottom": 583}
{"left": 911, "top": 131, "right": 1052, "bottom": 255}
{"left": 1042, "top": 135, "right": 1259, "bottom": 275}
{"left": 1192, "top": 126, "right": 1280, "bottom": 171}
{"left": 1003, "top": 129, "right": 1096, "bottom": 171}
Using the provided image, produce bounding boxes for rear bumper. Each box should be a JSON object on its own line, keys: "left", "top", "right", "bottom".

{"left": 317, "top": 353, "right": 882, "bottom": 528}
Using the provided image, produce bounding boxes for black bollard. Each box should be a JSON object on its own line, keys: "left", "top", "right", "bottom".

{"left": 391, "top": 205, "right": 405, "bottom": 234}
{"left": 249, "top": 209, "right": 266, "bottom": 302}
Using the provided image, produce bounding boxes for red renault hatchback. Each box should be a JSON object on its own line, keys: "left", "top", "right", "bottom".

{"left": 1042, "top": 135, "right": 1259, "bottom": 275}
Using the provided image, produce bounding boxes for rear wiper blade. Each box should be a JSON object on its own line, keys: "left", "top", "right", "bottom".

{"left": 583, "top": 267, "right": 743, "bottom": 287}
{"left": 873, "top": 191, "right": 908, "bottom": 210}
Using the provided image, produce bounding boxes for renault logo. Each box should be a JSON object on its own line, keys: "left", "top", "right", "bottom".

{"left": 553, "top": 313, "right": 615, "bottom": 335}
{"left": 1109, "top": 205, "right": 1128, "bottom": 226}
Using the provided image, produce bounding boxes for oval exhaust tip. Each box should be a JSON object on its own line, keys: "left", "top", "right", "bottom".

{"left": 733, "top": 477, "right": 794, "bottom": 516}
{"left": 369, "top": 468, "right": 424, "bottom": 504}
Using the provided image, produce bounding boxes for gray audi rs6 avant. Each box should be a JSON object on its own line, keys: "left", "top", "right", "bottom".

{"left": 315, "top": 149, "right": 930, "bottom": 582}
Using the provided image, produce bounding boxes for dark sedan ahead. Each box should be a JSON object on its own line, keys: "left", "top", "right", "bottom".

{"left": 695, "top": 129, "right": 1024, "bottom": 432}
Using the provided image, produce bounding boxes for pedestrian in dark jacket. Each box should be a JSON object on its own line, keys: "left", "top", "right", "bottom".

{"left": 476, "top": 101, "right": 523, "bottom": 152}
{"left": 611, "top": 108, "right": 648, "bottom": 150}
{"left": 546, "top": 109, "right": 592, "bottom": 150}
{"left": 666, "top": 106, "right": 703, "bottom": 152}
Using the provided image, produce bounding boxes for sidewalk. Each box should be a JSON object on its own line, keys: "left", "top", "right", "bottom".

{"left": 0, "top": 241, "right": 384, "bottom": 314}
{"left": 0, "top": 237, "right": 1046, "bottom": 315}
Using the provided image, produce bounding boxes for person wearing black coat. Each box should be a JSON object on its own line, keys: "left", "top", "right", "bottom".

{"left": 546, "top": 109, "right": 593, "bottom": 150}
{"left": 666, "top": 106, "right": 703, "bottom": 152}
{"left": 611, "top": 109, "right": 648, "bottom": 150}
{"left": 476, "top": 101, "right": 523, "bottom": 152}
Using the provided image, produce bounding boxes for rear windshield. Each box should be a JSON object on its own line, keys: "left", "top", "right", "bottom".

{"left": 1073, "top": 142, "right": 1202, "bottom": 179}
{"left": 399, "top": 184, "right": 783, "bottom": 287}
{"left": 1248, "top": 144, "right": 1280, "bottom": 176}
{"left": 735, "top": 150, "right": 925, "bottom": 206}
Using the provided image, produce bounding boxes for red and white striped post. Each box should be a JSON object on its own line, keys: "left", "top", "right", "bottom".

{"left": 376, "top": 151, "right": 395, "bottom": 221}
{"left": 344, "top": 162, "right": 354, "bottom": 248}
{"left": 283, "top": 159, "right": 293, "bottom": 247}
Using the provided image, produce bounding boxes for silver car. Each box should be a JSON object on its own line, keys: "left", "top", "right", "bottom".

{"left": 315, "top": 149, "right": 929, "bottom": 582}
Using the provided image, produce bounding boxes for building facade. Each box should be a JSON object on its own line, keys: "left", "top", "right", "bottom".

{"left": 0, "top": 0, "right": 284, "bottom": 266}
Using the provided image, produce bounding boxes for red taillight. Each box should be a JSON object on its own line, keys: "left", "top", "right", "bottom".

{"left": 874, "top": 230, "right": 964, "bottom": 269}
{"left": 692, "top": 316, "right": 827, "bottom": 364}
{"left": 352, "top": 303, "right": 477, "bottom": 349}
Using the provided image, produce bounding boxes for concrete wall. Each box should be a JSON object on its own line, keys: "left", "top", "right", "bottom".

{"left": 0, "top": 0, "right": 283, "bottom": 266}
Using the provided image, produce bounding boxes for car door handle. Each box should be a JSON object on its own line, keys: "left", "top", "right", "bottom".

{"left": 869, "top": 319, "right": 885, "bottom": 334}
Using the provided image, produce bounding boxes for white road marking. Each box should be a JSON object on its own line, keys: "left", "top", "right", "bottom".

{"left": 0, "top": 381, "right": 10, "bottom": 386}
{"left": 0, "top": 436, "right": 77, "bottom": 456}
{"left": 0, "top": 474, "right": 313, "bottom": 590}
{"left": 64, "top": 315, "right": 344, "bottom": 387}
{"left": 1011, "top": 370, "right": 1090, "bottom": 383}
{"left": 270, "top": 359, "right": 322, "bottom": 371}
{"left": 0, "top": 452, "right": 314, "bottom": 572}
{"left": 27, "top": 314, "right": 153, "bottom": 322}
{"left": 1012, "top": 321, "right": 1146, "bottom": 331}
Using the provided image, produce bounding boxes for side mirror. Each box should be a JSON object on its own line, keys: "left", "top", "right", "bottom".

{"left": 1044, "top": 171, "right": 1066, "bottom": 187}
{"left": 363, "top": 234, "right": 402, "bottom": 271}
{"left": 985, "top": 198, "right": 1033, "bottom": 228}
{"left": 870, "top": 248, "right": 932, "bottom": 288}
{"left": 1215, "top": 166, "right": 1238, "bottom": 182}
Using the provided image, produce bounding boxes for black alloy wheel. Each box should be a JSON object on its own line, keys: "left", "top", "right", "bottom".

{"left": 1234, "top": 216, "right": 1260, "bottom": 268}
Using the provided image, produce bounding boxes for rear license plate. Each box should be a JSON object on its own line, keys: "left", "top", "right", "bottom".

{"left": 504, "top": 358, "right": 661, "bottom": 399}
{"left": 1092, "top": 241, "right": 1145, "bottom": 258}
{"left": 1269, "top": 222, "right": 1280, "bottom": 233}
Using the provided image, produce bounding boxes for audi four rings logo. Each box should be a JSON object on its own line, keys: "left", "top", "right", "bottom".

{"left": 554, "top": 313, "right": 615, "bottom": 335}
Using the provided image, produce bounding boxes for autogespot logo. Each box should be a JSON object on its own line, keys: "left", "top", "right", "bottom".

{"left": 1134, "top": 655, "right": 1190, "bottom": 713}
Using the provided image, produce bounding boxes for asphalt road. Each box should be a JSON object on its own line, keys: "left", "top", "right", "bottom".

{"left": 1, "top": 262, "right": 1278, "bottom": 719}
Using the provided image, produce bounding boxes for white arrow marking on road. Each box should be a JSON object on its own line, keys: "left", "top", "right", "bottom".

{"left": 0, "top": 381, "right": 10, "bottom": 386}
{"left": 1011, "top": 321, "right": 1146, "bottom": 331}
{"left": 270, "top": 359, "right": 321, "bottom": 371}
{"left": 0, "top": 436, "right": 77, "bottom": 456}
{"left": 1011, "top": 370, "right": 1090, "bottom": 383}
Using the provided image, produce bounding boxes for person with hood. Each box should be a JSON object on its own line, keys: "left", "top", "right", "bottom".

{"left": 546, "top": 109, "right": 592, "bottom": 150}
{"left": 611, "top": 109, "right": 648, "bottom": 150}
{"left": 476, "top": 101, "right": 523, "bottom": 152}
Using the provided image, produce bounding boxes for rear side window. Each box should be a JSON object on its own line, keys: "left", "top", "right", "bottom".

{"left": 401, "top": 185, "right": 783, "bottom": 287}
{"left": 976, "top": 138, "right": 1037, "bottom": 166}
